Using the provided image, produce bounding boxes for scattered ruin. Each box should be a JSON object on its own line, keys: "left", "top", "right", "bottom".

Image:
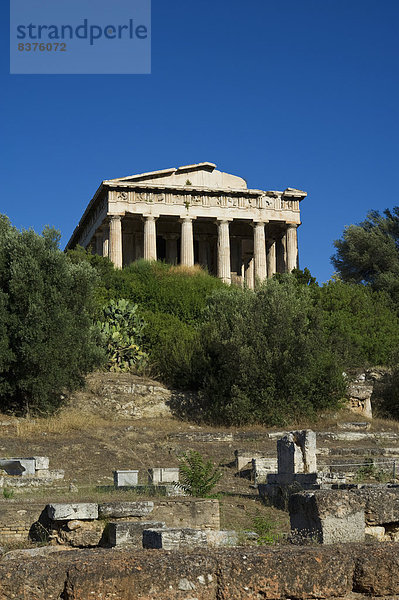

{"left": 0, "top": 456, "right": 64, "bottom": 489}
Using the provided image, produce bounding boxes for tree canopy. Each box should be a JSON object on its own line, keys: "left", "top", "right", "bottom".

{"left": 331, "top": 208, "right": 399, "bottom": 305}
{"left": 0, "top": 216, "right": 104, "bottom": 415}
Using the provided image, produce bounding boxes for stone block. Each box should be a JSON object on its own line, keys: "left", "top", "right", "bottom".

{"left": 33, "top": 456, "right": 49, "bottom": 470}
{"left": 113, "top": 470, "right": 138, "bottom": 487}
{"left": 365, "top": 525, "right": 386, "bottom": 541}
{"left": 148, "top": 467, "right": 179, "bottom": 484}
{"left": 143, "top": 527, "right": 208, "bottom": 549}
{"left": 107, "top": 520, "right": 165, "bottom": 548}
{"left": 289, "top": 490, "right": 365, "bottom": 544}
{"left": 46, "top": 503, "right": 98, "bottom": 521}
{"left": 98, "top": 501, "right": 154, "bottom": 519}
{"left": 252, "top": 458, "right": 278, "bottom": 483}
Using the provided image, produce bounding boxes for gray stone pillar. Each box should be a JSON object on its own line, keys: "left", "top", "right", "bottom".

{"left": 109, "top": 215, "right": 123, "bottom": 268}
{"left": 143, "top": 215, "right": 157, "bottom": 261}
{"left": 180, "top": 217, "right": 195, "bottom": 267}
{"left": 244, "top": 257, "right": 254, "bottom": 289}
{"left": 102, "top": 226, "right": 109, "bottom": 258}
{"left": 286, "top": 224, "right": 298, "bottom": 272}
{"left": 95, "top": 231, "right": 103, "bottom": 256}
{"left": 267, "top": 238, "right": 276, "bottom": 278}
{"left": 253, "top": 221, "right": 267, "bottom": 283}
{"left": 165, "top": 234, "right": 178, "bottom": 265}
{"left": 217, "top": 219, "right": 231, "bottom": 284}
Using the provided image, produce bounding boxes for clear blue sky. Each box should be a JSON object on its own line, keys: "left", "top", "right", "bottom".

{"left": 1, "top": 0, "right": 398, "bottom": 283}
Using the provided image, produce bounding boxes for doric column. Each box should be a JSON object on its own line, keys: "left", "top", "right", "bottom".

{"left": 102, "top": 225, "right": 109, "bottom": 258}
{"left": 217, "top": 219, "right": 232, "bottom": 284}
{"left": 286, "top": 223, "right": 298, "bottom": 272}
{"left": 165, "top": 234, "right": 179, "bottom": 265}
{"left": 253, "top": 221, "right": 267, "bottom": 283}
{"left": 180, "top": 217, "right": 195, "bottom": 267}
{"left": 109, "top": 215, "right": 123, "bottom": 268}
{"left": 95, "top": 231, "right": 103, "bottom": 256}
{"left": 267, "top": 238, "right": 276, "bottom": 278}
{"left": 143, "top": 215, "right": 157, "bottom": 261}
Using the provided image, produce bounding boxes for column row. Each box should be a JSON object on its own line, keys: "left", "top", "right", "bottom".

{"left": 97, "top": 216, "right": 298, "bottom": 283}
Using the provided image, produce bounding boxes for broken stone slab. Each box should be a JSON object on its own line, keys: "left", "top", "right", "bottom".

{"left": 46, "top": 503, "right": 98, "bottom": 521}
{"left": 205, "top": 530, "right": 239, "bottom": 547}
{"left": 337, "top": 422, "right": 371, "bottom": 431}
{"left": 0, "top": 458, "right": 36, "bottom": 476}
{"left": 98, "top": 501, "right": 154, "bottom": 519}
{"left": 106, "top": 520, "right": 165, "bottom": 548}
{"left": 148, "top": 467, "right": 179, "bottom": 484}
{"left": 113, "top": 470, "right": 138, "bottom": 487}
{"left": 4, "top": 470, "right": 64, "bottom": 487}
{"left": 289, "top": 490, "right": 365, "bottom": 544}
{"left": 277, "top": 430, "right": 317, "bottom": 475}
{"left": 234, "top": 450, "right": 271, "bottom": 471}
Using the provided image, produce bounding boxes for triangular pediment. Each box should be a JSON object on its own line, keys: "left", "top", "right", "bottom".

{"left": 105, "top": 162, "right": 248, "bottom": 190}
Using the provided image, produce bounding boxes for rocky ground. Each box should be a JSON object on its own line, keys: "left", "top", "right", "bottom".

{"left": 0, "top": 371, "right": 398, "bottom": 544}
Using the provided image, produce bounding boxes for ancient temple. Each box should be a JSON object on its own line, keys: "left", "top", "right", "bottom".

{"left": 65, "top": 162, "right": 306, "bottom": 286}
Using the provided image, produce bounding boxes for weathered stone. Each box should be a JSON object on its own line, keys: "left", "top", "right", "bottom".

{"left": 98, "top": 501, "right": 154, "bottom": 519}
{"left": 289, "top": 490, "right": 365, "bottom": 544}
{"left": 113, "top": 470, "right": 138, "bottom": 487}
{"left": 252, "top": 458, "right": 278, "bottom": 483}
{"left": 55, "top": 521, "right": 105, "bottom": 548}
{"left": 148, "top": 467, "right": 179, "bottom": 484}
{"left": 106, "top": 520, "right": 165, "bottom": 548}
{"left": 350, "top": 486, "right": 399, "bottom": 525}
{"left": 46, "top": 503, "right": 98, "bottom": 521}
{"left": 33, "top": 456, "right": 49, "bottom": 470}
{"left": 1, "top": 545, "right": 399, "bottom": 600}
{"left": 205, "top": 530, "right": 239, "bottom": 547}
{"left": 143, "top": 527, "right": 208, "bottom": 549}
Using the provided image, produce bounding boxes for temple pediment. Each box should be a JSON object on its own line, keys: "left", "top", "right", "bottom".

{"left": 106, "top": 162, "right": 248, "bottom": 191}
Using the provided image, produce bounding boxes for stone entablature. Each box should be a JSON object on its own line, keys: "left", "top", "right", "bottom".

{"left": 66, "top": 162, "right": 306, "bottom": 286}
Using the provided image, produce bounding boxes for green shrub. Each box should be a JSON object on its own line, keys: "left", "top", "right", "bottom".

{"left": 176, "top": 450, "right": 222, "bottom": 497}
{"left": 0, "top": 216, "right": 104, "bottom": 415}
{"left": 197, "top": 276, "right": 345, "bottom": 425}
{"left": 98, "top": 299, "right": 148, "bottom": 372}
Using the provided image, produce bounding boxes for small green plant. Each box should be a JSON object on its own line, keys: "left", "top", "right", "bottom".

{"left": 184, "top": 199, "right": 190, "bottom": 210}
{"left": 250, "top": 514, "right": 279, "bottom": 545}
{"left": 2, "top": 488, "right": 14, "bottom": 499}
{"left": 185, "top": 179, "right": 192, "bottom": 186}
{"left": 97, "top": 299, "right": 148, "bottom": 372}
{"left": 354, "top": 460, "right": 390, "bottom": 483}
{"left": 176, "top": 450, "right": 222, "bottom": 497}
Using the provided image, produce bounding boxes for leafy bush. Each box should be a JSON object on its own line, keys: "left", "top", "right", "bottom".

{"left": 0, "top": 216, "right": 104, "bottom": 415}
{"left": 197, "top": 276, "right": 345, "bottom": 425}
{"left": 98, "top": 299, "right": 148, "bottom": 372}
{"left": 250, "top": 514, "right": 280, "bottom": 545}
{"left": 317, "top": 280, "right": 399, "bottom": 367}
{"left": 176, "top": 450, "right": 222, "bottom": 497}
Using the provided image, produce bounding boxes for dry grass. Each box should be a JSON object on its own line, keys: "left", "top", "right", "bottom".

{"left": 16, "top": 410, "right": 113, "bottom": 438}
{"left": 168, "top": 264, "right": 207, "bottom": 277}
